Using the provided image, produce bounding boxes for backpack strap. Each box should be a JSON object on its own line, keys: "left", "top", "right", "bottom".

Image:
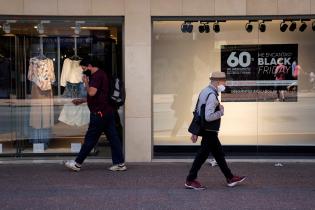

{"left": 194, "top": 86, "right": 219, "bottom": 113}
{"left": 194, "top": 92, "right": 212, "bottom": 113}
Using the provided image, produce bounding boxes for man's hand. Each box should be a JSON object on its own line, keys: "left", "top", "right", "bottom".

{"left": 220, "top": 104, "right": 224, "bottom": 115}
{"left": 82, "top": 75, "right": 89, "bottom": 84}
{"left": 72, "top": 98, "right": 86, "bottom": 106}
{"left": 191, "top": 135, "right": 198, "bottom": 143}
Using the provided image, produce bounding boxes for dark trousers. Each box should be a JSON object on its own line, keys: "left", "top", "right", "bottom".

{"left": 76, "top": 112, "right": 124, "bottom": 165}
{"left": 187, "top": 131, "right": 233, "bottom": 181}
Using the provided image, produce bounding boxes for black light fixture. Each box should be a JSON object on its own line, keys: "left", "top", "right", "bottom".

{"left": 204, "top": 24, "right": 210, "bottom": 33}
{"left": 187, "top": 23, "right": 193, "bottom": 33}
{"left": 198, "top": 22, "right": 209, "bottom": 33}
{"left": 299, "top": 21, "right": 307, "bottom": 32}
{"left": 181, "top": 22, "right": 187, "bottom": 33}
{"left": 289, "top": 21, "right": 296, "bottom": 31}
{"left": 280, "top": 20, "right": 288, "bottom": 32}
{"left": 2, "top": 22, "right": 10, "bottom": 34}
{"left": 213, "top": 21, "right": 220, "bottom": 33}
{"left": 312, "top": 21, "right": 315, "bottom": 31}
{"left": 259, "top": 21, "right": 266, "bottom": 32}
{"left": 245, "top": 21, "right": 253, "bottom": 33}
{"left": 181, "top": 22, "right": 193, "bottom": 33}
{"left": 198, "top": 24, "right": 205, "bottom": 33}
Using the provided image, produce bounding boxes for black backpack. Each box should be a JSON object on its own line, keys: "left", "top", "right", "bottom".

{"left": 108, "top": 75, "right": 126, "bottom": 107}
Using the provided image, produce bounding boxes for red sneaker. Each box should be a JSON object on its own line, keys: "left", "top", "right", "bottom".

{"left": 185, "top": 180, "right": 206, "bottom": 190}
{"left": 227, "top": 176, "right": 246, "bottom": 187}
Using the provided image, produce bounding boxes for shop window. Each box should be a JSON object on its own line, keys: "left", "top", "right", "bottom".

{"left": 152, "top": 19, "right": 315, "bottom": 156}
{"left": 0, "top": 17, "right": 123, "bottom": 157}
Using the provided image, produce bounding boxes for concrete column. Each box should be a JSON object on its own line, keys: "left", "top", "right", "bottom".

{"left": 124, "top": 0, "right": 152, "bottom": 162}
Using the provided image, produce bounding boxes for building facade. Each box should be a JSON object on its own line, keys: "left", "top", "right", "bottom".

{"left": 0, "top": 0, "right": 315, "bottom": 162}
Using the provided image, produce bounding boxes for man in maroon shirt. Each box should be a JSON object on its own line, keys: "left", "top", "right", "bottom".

{"left": 64, "top": 57, "right": 126, "bottom": 172}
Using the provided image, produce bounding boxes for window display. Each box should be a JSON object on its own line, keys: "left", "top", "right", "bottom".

{"left": 0, "top": 17, "right": 123, "bottom": 156}
{"left": 152, "top": 19, "right": 315, "bottom": 154}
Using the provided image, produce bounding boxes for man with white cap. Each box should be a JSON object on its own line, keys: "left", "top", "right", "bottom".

{"left": 185, "top": 71, "right": 246, "bottom": 190}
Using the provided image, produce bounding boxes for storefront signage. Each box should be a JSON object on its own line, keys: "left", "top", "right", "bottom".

{"left": 221, "top": 44, "right": 298, "bottom": 102}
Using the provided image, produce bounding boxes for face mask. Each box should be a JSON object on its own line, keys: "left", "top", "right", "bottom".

{"left": 217, "top": 84, "right": 226, "bottom": 92}
{"left": 83, "top": 70, "right": 91, "bottom": 77}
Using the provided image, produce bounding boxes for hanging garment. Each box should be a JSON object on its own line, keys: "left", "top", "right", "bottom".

{"left": 60, "top": 58, "right": 83, "bottom": 87}
{"left": 29, "top": 83, "right": 54, "bottom": 129}
{"left": 58, "top": 102, "right": 90, "bottom": 127}
{"left": 62, "top": 82, "right": 87, "bottom": 98}
{"left": 58, "top": 82, "right": 89, "bottom": 126}
{"left": 59, "top": 60, "right": 89, "bottom": 126}
{"left": 28, "top": 57, "right": 55, "bottom": 91}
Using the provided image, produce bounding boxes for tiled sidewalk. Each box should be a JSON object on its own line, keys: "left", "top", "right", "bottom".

{"left": 0, "top": 162, "right": 314, "bottom": 210}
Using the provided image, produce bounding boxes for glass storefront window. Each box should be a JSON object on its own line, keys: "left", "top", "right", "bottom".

{"left": 0, "top": 17, "right": 123, "bottom": 157}
{"left": 152, "top": 18, "right": 315, "bottom": 156}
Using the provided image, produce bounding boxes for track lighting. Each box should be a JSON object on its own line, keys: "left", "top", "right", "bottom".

{"left": 199, "top": 22, "right": 210, "bottom": 33}
{"left": 280, "top": 21, "right": 288, "bottom": 32}
{"left": 2, "top": 20, "right": 16, "bottom": 34}
{"left": 198, "top": 24, "right": 205, "bottom": 33}
{"left": 213, "top": 21, "right": 220, "bottom": 33}
{"left": 181, "top": 22, "right": 187, "bottom": 33}
{"left": 245, "top": 21, "right": 253, "bottom": 33}
{"left": 34, "top": 20, "right": 50, "bottom": 35}
{"left": 36, "top": 23, "right": 44, "bottom": 34}
{"left": 299, "top": 21, "right": 307, "bottom": 32}
{"left": 204, "top": 24, "right": 210, "bottom": 33}
{"left": 74, "top": 21, "right": 85, "bottom": 35}
{"left": 2, "top": 22, "right": 10, "bottom": 34}
{"left": 181, "top": 22, "right": 193, "bottom": 33}
{"left": 259, "top": 21, "right": 266, "bottom": 32}
{"left": 187, "top": 23, "right": 193, "bottom": 33}
{"left": 289, "top": 21, "right": 296, "bottom": 31}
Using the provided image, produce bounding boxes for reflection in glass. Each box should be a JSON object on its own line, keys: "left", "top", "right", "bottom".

{"left": 0, "top": 17, "right": 123, "bottom": 156}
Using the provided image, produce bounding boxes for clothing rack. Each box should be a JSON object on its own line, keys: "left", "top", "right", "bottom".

{"left": 39, "top": 36, "right": 44, "bottom": 56}
{"left": 74, "top": 36, "right": 77, "bottom": 57}
{"left": 70, "top": 36, "right": 81, "bottom": 60}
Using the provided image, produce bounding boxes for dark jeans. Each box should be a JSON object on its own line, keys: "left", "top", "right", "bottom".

{"left": 76, "top": 112, "right": 124, "bottom": 165}
{"left": 187, "top": 131, "right": 233, "bottom": 181}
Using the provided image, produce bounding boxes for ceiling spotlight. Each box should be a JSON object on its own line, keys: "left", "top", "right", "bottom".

{"left": 198, "top": 24, "right": 205, "bottom": 33}
{"left": 259, "top": 21, "right": 266, "bottom": 32}
{"left": 280, "top": 21, "right": 288, "bottom": 32}
{"left": 2, "top": 22, "right": 10, "bottom": 34}
{"left": 187, "top": 23, "right": 193, "bottom": 33}
{"left": 74, "top": 21, "right": 85, "bottom": 35}
{"left": 181, "top": 22, "right": 188, "bottom": 33}
{"left": 299, "top": 21, "right": 307, "bottom": 32}
{"left": 245, "top": 21, "right": 253, "bottom": 33}
{"left": 313, "top": 21, "right": 315, "bottom": 31}
{"left": 199, "top": 22, "right": 210, "bottom": 33}
{"left": 204, "top": 24, "right": 210, "bottom": 33}
{"left": 213, "top": 21, "right": 220, "bottom": 33}
{"left": 289, "top": 21, "right": 296, "bottom": 31}
{"left": 74, "top": 23, "right": 81, "bottom": 35}
{"left": 2, "top": 20, "right": 17, "bottom": 34}
{"left": 181, "top": 22, "right": 193, "bottom": 33}
{"left": 36, "top": 23, "right": 44, "bottom": 34}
